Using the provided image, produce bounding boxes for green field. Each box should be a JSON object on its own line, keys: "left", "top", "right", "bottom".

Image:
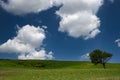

{"left": 0, "top": 60, "right": 120, "bottom": 80}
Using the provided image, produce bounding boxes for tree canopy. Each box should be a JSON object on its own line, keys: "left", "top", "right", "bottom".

{"left": 89, "top": 49, "right": 112, "bottom": 69}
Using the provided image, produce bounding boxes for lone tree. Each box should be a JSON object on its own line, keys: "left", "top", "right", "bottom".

{"left": 89, "top": 49, "right": 112, "bottom": 69}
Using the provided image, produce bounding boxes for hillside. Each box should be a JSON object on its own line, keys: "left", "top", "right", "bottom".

{"left": 0, "top": 59, "right": 120, "bottom": 69}
{"left": 0, "top": 59, "right": 120, "bottom": 80}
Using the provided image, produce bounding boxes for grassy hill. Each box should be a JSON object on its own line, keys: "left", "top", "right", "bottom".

{"left": 0, "top": 59, "right": 120, "bottom": 69}
{"left": 0, "top": 59, "right": 120, "bottom": 80}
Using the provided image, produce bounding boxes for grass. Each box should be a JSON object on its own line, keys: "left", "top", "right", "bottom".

{"left": 0, "top": 59, "right": 120, "bottom": 80}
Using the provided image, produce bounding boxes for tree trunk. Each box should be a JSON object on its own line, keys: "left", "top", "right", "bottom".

{"left": 102, "top": 63, "right": 106, "bottom": 69}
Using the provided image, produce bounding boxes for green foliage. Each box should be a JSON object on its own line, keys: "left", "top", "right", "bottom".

{"left": 89, "top": 49, "right": 113, "bottom": 68}
{"left": 89, "top": 49, "right": 102, "bottom": 64}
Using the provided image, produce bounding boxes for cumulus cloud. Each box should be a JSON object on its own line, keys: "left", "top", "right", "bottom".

{"left": 18, "top": 49, "right": 54, "bottom": 60}
{"left": 56, "top": 0, "right": 103, "bottom": 39}
{"left": 80, "top": 53, "right": 90, "bottom": 61}
{"left": 115, "top": 39, "right": 120, "bottom": 47}
{"left": 0, "top": 25, "right": 53, "bottom": 60}
{"left": 0, "top": 0, "right": 103, "bottom": 40}
{"left": 0, "top": 0, "right": 53, "bottom": 15}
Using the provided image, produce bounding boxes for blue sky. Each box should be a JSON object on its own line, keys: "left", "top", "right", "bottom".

{"left": 0, "top": 0, "right": 120, "bottom": 63}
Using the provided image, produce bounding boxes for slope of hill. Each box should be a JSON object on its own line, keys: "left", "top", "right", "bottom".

{"left": 0, "top": 59, "right": 120, "bottom": 80}
{"left": 0, "top": 59, "right": 120, "bottom": 69}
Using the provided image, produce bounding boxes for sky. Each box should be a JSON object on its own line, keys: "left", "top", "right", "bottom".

{"left": 0, "top": 0, "right": 120, "bottom": 63}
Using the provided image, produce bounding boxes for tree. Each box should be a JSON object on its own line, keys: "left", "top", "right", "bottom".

{"left": 89, "top": 49, "right": 112, "bottom": 69}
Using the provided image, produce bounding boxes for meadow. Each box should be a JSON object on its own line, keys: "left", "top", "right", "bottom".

{"left": 0, "top": 59, "right": 120, "bottom": 80}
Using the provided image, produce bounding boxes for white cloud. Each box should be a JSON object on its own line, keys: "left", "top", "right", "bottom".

{"left": 0, "top": 25, "right": 53, "bottom": 60}
{"left": 18, "top": 49, "right": 54, "bottom": 60}
{"left": 80, "top": 53, "right": 90, "bottom": 61}
{"left": 0, "top": 0, "right": 53, "bottom": 15}
{"left": 56, "top": 0, "right": 103, "bottom": 39}
{"left": 85, "top": 29, "right": 101, "bottom": 40}
{"left": 115, "top": 39, "right": 120, "bottom": 47}
{"left": 42, "top": 26, "right": 47, "bottom": 29}
{"left": 109, "top": 0, "right": 114, "bottom": 3}
{"left": 0, "top": 0, "right": 103, "bottom": 40}
{"left": 56, "top": 0, "right": 103, "bottom": 14}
